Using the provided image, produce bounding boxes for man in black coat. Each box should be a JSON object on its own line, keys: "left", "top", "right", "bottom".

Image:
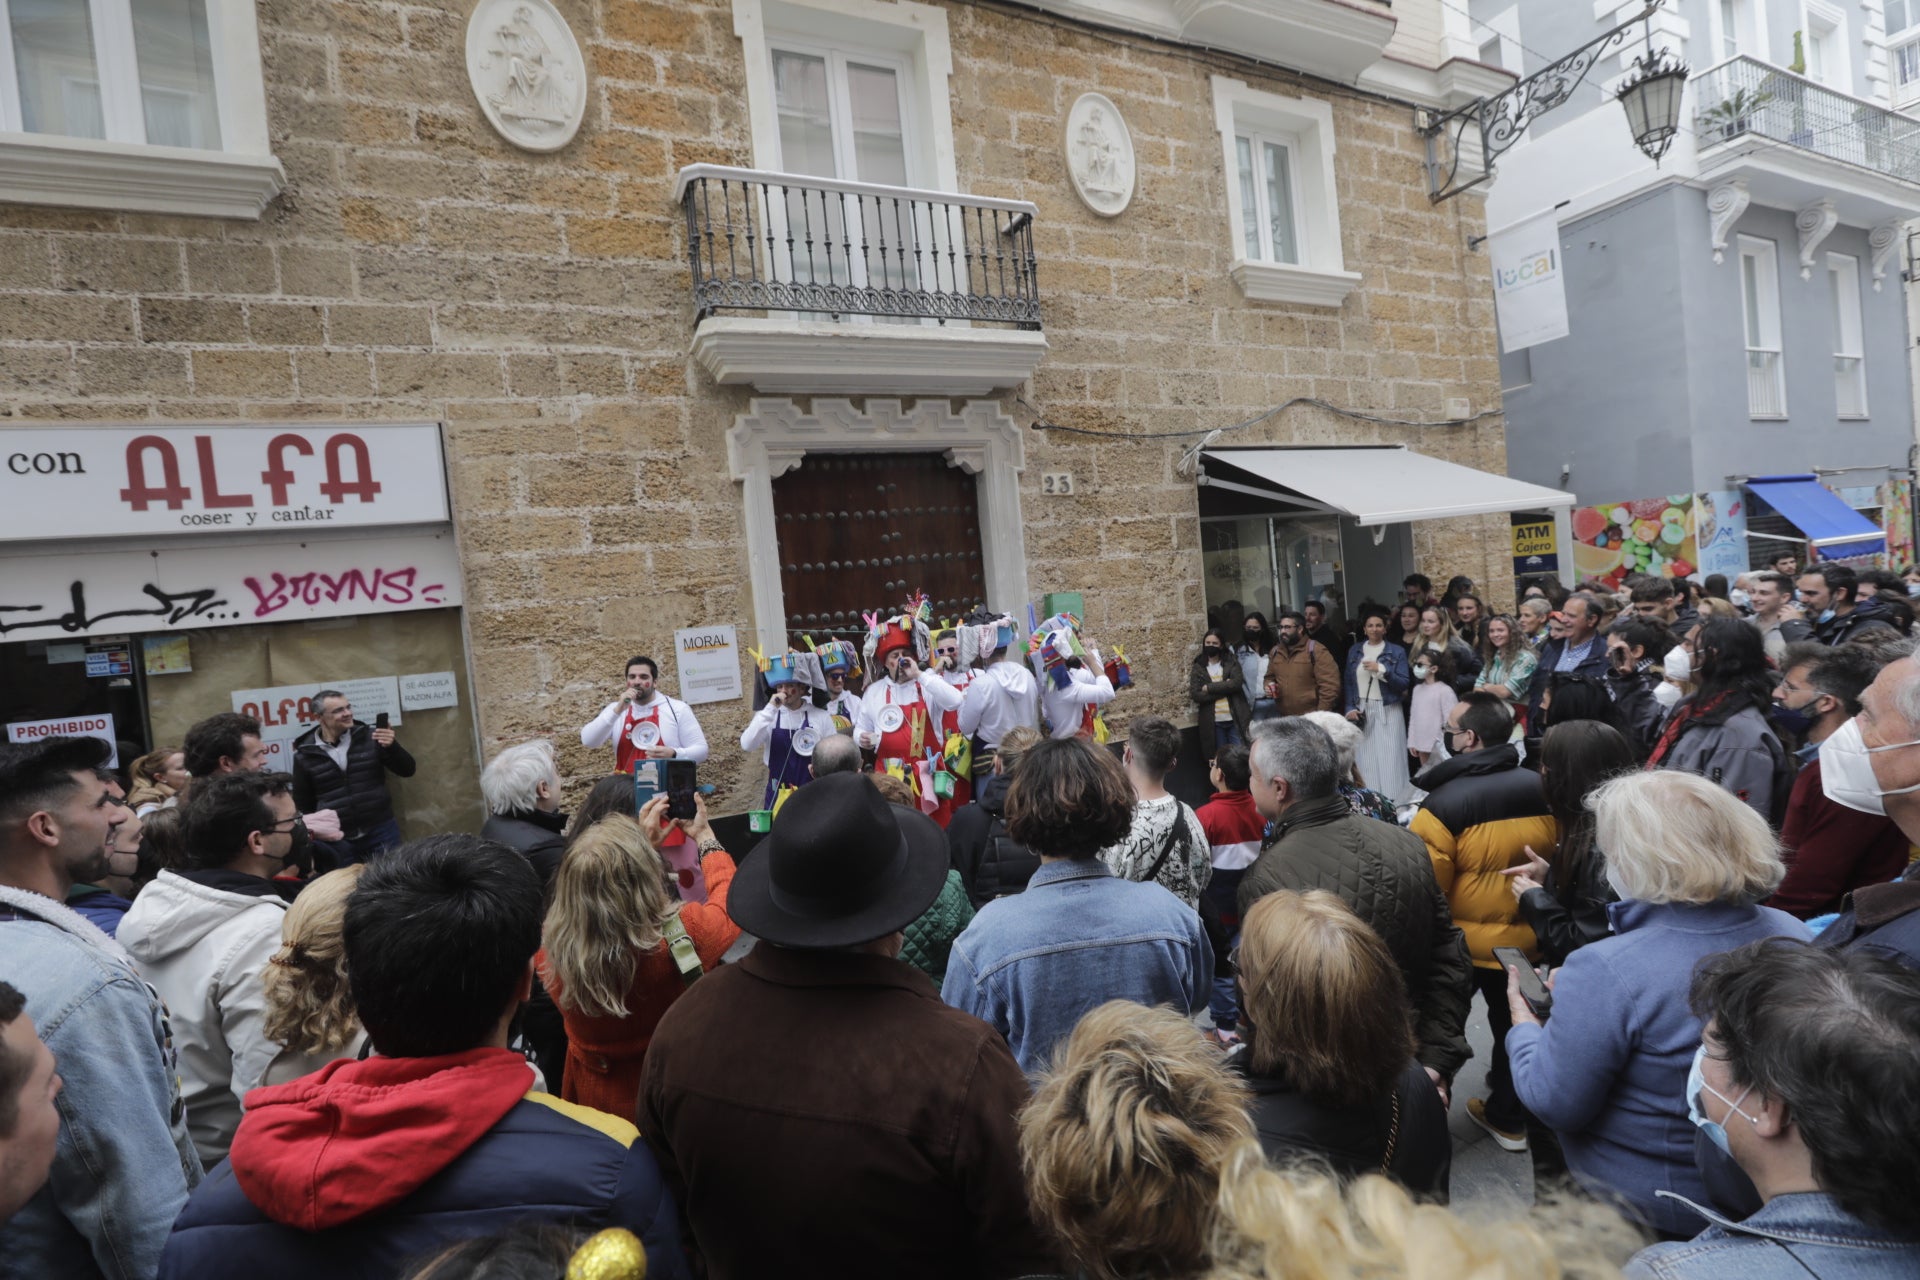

{"left": 477, "top": 740, "right": 568, "bottom": 891}
{"left": 1526, "top": 592, "right": 1610, "bottom": 725}
{"left": 290, "top": 690, "right": 415, "bottom": 867}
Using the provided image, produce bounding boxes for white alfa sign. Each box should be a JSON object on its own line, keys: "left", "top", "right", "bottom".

{"left": 5, "top": 713, "right": 119, "bottom": 768}
{"left": 1489, "top": 211, "right": 1570, "bottom": 353}
{"left": 0, "top": 532, "right": 462, "bottom": 642}
{"left": 0, "top": 423, "right": 448, "bottom": 542}
{"left": 674, "top": 625, "right": 742, "bottom": 705}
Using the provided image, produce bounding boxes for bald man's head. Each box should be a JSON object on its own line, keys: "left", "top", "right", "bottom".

{"left": 808, "top": 732, "right": 863, "bottom": 778}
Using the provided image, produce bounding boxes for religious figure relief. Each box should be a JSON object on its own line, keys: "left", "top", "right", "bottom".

{"left": 1064, "top": 93, "right": 1135, "bottom": 217}
{"left": 465, "top": 0, "right": 586, "bottom": 152}
{"left": 485, "top": 7, "right": 569, "bottom": 127}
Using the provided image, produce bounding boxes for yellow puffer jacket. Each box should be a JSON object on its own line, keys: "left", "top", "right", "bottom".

{"left": 1409, "top": 746, "right": 1556, "bottom": 967}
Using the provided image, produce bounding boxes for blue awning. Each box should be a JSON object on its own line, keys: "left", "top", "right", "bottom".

{"left": 1744, "top": 475, "right": 1886, "bottom": 559}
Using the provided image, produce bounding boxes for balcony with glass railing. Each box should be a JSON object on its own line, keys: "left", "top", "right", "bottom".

{"left": 1693, "top": 56, "right": 1920, "bottom": 185}
{"left": 673, "top": 165, "right": 1047, "bottom": 397}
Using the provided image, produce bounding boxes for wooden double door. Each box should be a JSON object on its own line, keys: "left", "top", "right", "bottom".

{"left": 771, "top": 452, "right": 987, "bottom": 649}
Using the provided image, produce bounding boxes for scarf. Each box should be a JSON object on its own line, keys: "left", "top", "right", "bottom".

{"left": 1645, "top": 690, "right": 1733, "bottom": 769}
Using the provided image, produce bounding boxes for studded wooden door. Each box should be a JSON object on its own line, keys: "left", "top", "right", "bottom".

{"left": 771, "top": 452, "right": 987, "bottom": 650}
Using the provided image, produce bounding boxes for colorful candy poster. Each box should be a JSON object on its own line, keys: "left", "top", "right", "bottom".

{"left": 1569, "top": 495, "right": 1699, "bottom": 589}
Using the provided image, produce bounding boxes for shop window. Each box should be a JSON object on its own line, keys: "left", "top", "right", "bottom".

{"left": 771, "top": 452, "right": 985, "bottom": 649}
{"left": 1211, "top": 75, "right": 1361, "bottom": 307}
{"left": 0, "top": 0, "right": 283, "bottom": 217}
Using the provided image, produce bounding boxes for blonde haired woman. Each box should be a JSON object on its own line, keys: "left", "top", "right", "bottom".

{"left": 1233, "top": 891, "right": 1449, "bottom": 1198}
{"left": 537, "top": 798, "right": 738, "bottom": 1124}
{"left": 261, "top": 865, "right": 369, "bottom": 1085}
{"left": 1506, "top": 770, "right": 1808, "bottom": 1238}
{"left": 1021, "top": 1001, "right": 1638, "bottom": 1280}
{"left": 1021, "top": 1001, "right": 1253, "bottom": 1280}
{"left": 125, "top": 746, "right": 189, "bottom": 816}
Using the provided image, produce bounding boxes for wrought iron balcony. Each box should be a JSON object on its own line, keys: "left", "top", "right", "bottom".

{"left": 1694, "top": 56, "right": 1920, "bottom": 184}
{"left": 675, "top": 165, "right": 1041, "bottom": 329}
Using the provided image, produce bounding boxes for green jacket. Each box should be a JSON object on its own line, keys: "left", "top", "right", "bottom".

{"left": 901, "top": 870, "right": 976, "bottom": 983}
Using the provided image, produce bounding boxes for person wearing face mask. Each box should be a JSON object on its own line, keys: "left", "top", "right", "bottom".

{"left": 1801, "top": 648, "right": 1920, "bottom": 971}
{"left": 1646, "top": 620, "right": 1790, "bottom": 824}
{"left": 1625, "top": 940, "right": 1920, "bottom": 1278}
{"left": 1765, "top": 645, "right": 1910, "bottom": 920}
{"left": 117, "top": 771, "right": 310, "bottom": 1167}
{"left": 1794, "top": 564, "right": 1898, "bottom": 648}
{"left": 1237, "top": 613, "right": 1276, "bottom": 721}
{"left": 1191, "top": 628, "right": 1251, "bottom": 760}
{"left": 1504, "top": 771, "right": 1808, "bottom": 1240}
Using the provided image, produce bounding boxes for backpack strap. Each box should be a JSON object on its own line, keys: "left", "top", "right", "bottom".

{"left": 1141, "top": 812, "right": 1193, "bottom": 886}
{"left": 663, "top": 913, "right": 703, "bottom": 987}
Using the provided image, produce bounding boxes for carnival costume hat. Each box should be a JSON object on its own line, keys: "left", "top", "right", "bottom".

{"left": 750, "top": 645, "right": 824, "bottom": 690}
{"left": 861, "top": 590, "right": 932, "bottom": 678}
{"left": 1029, "top": 610, "right": 1088, "bottom": 690}
{"left": 728, "top": 772, "right": 949, "bottom": 949}
{"left": 810, "top": 637, "right": 860, "bottom": 681}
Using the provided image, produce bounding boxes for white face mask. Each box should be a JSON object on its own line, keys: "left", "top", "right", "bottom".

{"left": 1663, "top": 646, "right": 1691, "bottom": 684}
{"left": 1819, "top": 717, "right": 1920, "bottom": 816}
{"left": 1604, "top": 862, "right": 1633, "bottom": 901}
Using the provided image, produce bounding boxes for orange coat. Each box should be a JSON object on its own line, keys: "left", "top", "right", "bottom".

{"left": 538, "top": 851, "right": 739, "bottom": 1123}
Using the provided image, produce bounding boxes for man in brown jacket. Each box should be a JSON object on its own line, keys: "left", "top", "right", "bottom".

{"left": 638, "top": 773, "right": 1056, "bottom": 1279}
{"left": 1263, "top": 611, "right": 1341, "bottom": 716}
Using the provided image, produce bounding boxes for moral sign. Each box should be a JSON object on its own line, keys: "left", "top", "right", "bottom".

{"left": 0, "top": 424, "right": 448, "bottom": 542}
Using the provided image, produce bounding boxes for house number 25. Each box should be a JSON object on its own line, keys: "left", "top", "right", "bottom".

{"left": 1041, "top": 472, "right": 1075, "bottom": 495}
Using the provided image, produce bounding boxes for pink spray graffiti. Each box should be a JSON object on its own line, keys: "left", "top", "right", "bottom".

{"left": 241, "top": 567, "right": 448, "bottom": 617}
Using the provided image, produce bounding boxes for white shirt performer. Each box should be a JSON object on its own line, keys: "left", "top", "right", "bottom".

{"left": 1039, "top": 650, "right": 1116, "bottom": 740}
{"left": 854, "top": 648, "right": 964, "bottom": 756}
{"left": 579, "top": 654, "right": 710, "bottom": 772}
{"left": 740, "top": 661, "right": 838, "bottom": 809}
{"left": 957, "top": 652, "right": 1039, "bottom": 750}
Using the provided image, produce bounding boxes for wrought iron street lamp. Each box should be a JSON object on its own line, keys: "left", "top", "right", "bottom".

{"left": 1419, "top": 0, "right": 1685, "bottom": 202}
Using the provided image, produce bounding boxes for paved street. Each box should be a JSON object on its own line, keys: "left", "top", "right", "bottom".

{"left": 1446, "top": 996, "right": 1533, "bottom": 1211}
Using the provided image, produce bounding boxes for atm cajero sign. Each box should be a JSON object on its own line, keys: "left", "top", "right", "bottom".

{"left": 0, "top": 424, "right": 449, "bottom": 541}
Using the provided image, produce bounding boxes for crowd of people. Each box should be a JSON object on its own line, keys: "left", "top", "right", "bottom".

{"left": 4, "top": 556, "right": 1920, "bottom": 1280}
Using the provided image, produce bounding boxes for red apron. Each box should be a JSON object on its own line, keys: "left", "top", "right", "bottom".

{"left": 875, "top": 684, "right": 955, "bottom": 828}
{"left": 618, "top": 702, "right": 685, "bottom": 849}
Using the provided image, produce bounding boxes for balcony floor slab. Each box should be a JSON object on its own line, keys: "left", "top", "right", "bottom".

{"left": 690, "top": 317, "right": 1049, "bottom": 396}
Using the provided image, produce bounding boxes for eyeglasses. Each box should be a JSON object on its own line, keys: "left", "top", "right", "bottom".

{"left": 264, "top": 815, "right": 307, "bottom": 835}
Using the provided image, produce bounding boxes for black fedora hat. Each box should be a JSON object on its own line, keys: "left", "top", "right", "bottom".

{"left": 728, "top": 772, "right": 950, "bottom": 949}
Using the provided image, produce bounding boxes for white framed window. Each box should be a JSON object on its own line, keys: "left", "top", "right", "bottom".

{"left": 1234, "top": 130, "right": 1301, "bottom": 265}
{"left": 1893, "top": 32, "right": 1920, "bottom": 106}
{"left": 1739, "top": 235, "right": 1786, "bottom": 418}
{"left": 1710, "top": 0, "right": 1767, "bottom": 62}
{"left": 1892, "top": 0, "right": 1920, "bottom": 35}
{"left": 1802, "top": 1, "right": 1849, "bottom": 89}
{"left": 734, "top": 0, "right": 958, "bottom": 196}
{"left": 1212, "top": 76, "right": 1361, "bottom": 307}
{"left": 1827, "top": 251, "right": 1867, "bottom": 418}
{"left": 0, "top": 0, "right": 280, "bottom": 217}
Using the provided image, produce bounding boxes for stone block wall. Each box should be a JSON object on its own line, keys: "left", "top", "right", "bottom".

{"left": 0, "top": 0, "right": 1511, "bottom": 810}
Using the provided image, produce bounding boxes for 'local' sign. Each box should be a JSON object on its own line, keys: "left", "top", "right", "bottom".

{"left": 0, "top": 424, "right": 448, "bottom": 542}
{"left": 1489, "top": 211, "right": 1570, "bottom": 353}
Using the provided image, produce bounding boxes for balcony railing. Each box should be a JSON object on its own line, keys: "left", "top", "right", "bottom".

{"left": 1747, "top": 349, "right": 1785, "bottom": 417}
{"left": 1694, "top": 56, "right": 1920, "bottom": 183}
{"left": 674, "top": 165, "right": 1041, "bottom": 329}
{"left": 1835, "top": 355, "right": 1867, "bottom": 417}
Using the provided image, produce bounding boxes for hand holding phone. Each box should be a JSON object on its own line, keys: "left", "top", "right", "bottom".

{"left": 1494, "top": 946, "right": 1552, "bottom": 1020}
{"left": 666, "top": 760, "right": 698, "bottom": 821}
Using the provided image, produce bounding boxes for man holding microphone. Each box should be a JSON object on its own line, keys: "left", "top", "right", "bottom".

{"left": 580, "top": 655, "right": 710, "bottom": 773}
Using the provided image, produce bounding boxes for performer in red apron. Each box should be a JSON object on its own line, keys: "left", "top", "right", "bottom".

{"left": 857, "top": 608, "right": 963, "bottom": 826}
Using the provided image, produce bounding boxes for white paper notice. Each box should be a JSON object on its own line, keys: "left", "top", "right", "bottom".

{"left": 674, "top": 625, "right": 742, "bottom": 706}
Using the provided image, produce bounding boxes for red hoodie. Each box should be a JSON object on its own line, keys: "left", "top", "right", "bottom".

{"left": 1195, "top": 788, "right": 1265, "bottom": 874}
{"left": 229, "top": 1047, "right": 534, "bottom": 1231}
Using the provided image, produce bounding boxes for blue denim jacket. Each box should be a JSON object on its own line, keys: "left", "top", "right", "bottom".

{"left": 0, "top": 886, "right": 202, "bottom": 1280}
{"left": 941, "top": 859, "right": 1211, "bottom": 1074}
{"left": 1626, "top": 1192, "right": 1920, "bottom": 1279}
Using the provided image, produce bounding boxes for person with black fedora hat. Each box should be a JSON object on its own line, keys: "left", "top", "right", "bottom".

{"left": 637, "top": 772, "right": 1055, "bottom": 1280}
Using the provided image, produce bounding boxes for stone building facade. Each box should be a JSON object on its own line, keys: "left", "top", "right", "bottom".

{"left": 0, "top": 0, "right": 1537, "bottom": 810}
